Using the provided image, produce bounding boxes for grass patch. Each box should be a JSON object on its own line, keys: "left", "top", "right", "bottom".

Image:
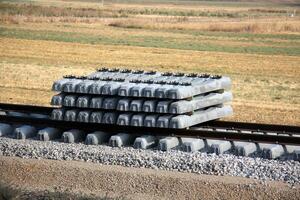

{"left": 1, "top": 27, "right": 299, "bottom": 56}
{"left": 187, "top": 30, "right": 300, "bottom": 41}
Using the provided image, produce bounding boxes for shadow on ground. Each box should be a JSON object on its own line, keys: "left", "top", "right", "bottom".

{"left": 0, "top": 182, "right": 126, "bottom": 200}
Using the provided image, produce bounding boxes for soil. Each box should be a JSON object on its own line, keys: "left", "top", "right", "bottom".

{"left": 0, "top": 156, "right": 299, "bottom": 200}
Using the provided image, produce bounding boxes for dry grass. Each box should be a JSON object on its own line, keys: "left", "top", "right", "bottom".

{"left": 1, "top": 38, "right": 299, "bottom": 77}
{"left": 0, "top": 3, "right": 128, "bottom": 18}
{"left": 0, "top": 14, "right": 103, "bottom": 24}
{"left": 1, "top": 14, "right": 299, "bottom": 34}
{"left": 107, "top": 17, "right": 300, "bottom": 33}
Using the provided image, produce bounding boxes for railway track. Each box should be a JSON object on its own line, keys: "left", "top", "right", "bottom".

{"left": 0, "top": 103, "right": 300, "bottom": 160}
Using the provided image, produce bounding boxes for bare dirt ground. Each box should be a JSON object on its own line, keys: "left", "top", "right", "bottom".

{"left": 0, "top": 156, "right": 299, "bottom": 200}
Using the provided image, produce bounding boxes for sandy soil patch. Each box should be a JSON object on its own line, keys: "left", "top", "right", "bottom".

{"left": 0, "top": 156, "right": 299, "bottom": 200}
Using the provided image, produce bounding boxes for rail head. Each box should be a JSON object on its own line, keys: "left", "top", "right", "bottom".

{"left": 0, "top": 114, "right": 299, "bottom": 146}
{"left": 0, "top": 103, "right": 53, "bottom": 114}
{"left": 1, "top": 103, "right": 299, "bottom": 134}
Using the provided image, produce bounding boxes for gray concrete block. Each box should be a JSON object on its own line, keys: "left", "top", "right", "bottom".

{"left": 51, "top": 109, "right": 65, "bottom": 121}
{"left": 52, "top": 78, "right": 72, "bottom": 91}
{"left": 169, "top": 92, "right": 232, "bottom": 114}
{"left": 102, "top": 97, "right": 119, "bottom": 110}
{"left": 156, "top": 100, "right": 172, "bottom": 113}
{"left": 169, "top": 115, "right": 190, "bottom": 129}
{"left": 117, "top": 98, "right": 132, "bottom": 111}
{"left": 285, "top": 145, "right": 300, "bottom": 154}
{"left": 29, "top": 113, "right": 49, "bottom": 119}
{"left": 142, "top": 85, "right": 158, "bottom": 98}
{"left": 63, "top": 79, "right": 83, "bottom": 93}
{"left": 102, "top": 112, "right": 117, "bottom": 124}
{"left": 76, "top": 96, "right": 91, "bottom": 108}
{"left": 159, "top": 137, "right": 180, "bottom": 151}
{"left": 88, "top": 81, "right": 107, "bottom": 94}
{"left": 56, "top": 72, "right": 231, "bottom": 99}
{"left": 89, "top": 111, "right": 104, "bottom": 123}
{"left": 168, "top": 100, "right": 194, "bottom": 114}
{"left": 90, "top": 97, "right": 103, "bottom": 109}
{"left": 130, "top": 114, "right": 146, "bottom": 127}
{"left": 124, "top": 72, "right": 144, "bottom": 80}
{"left": 293, "top": 150, "right": 300, "bottom": 161}
{"left": 7, "top": 111, "right": 28, "bottom": 117}
{"left": 156, "top": 115, "right": 173, "bottom": 128}
{"left": 51, "top": 71, "right": 233, "bottom": 129}
{"left": 63, "top": 95, "right": 78, "bottom": 107}
{"left": 167, "top": 86, "right": 193, "bottom": 99}
{"left": 233, "top": 142, "right": 257, "bottom": 156}
{"left": 140, "top": 72, "right": 161, "bottom": 81}
{"left": 133, "top": 135, "right": 157, "bottom": 149}
{"left": 75, "top": 80, "right": 95, "bottom": 94}
{"left": 169, "top": 105, "right": 233, "bottom": 129}
{"left": 117, "top": 113, "right": 133, "bottom": 126}
{"left": 259, "top": 144, "right": 285, "bottom": 159}
{"left": 87, "top": 70, "right": 113, "bottom": 79}
{"left": 118, "top": 83, "right": 136, "bottom": 96}
{"left": 152, "top": 74, "right": 172, "bottom": 82}
{"left": 207, "top": 140, "right": 232, "bottom": 155}
{"left": 109, "top": 133, "right": 135, "bottom": 147}
{"left": 181, "top": 138, "right": 205, "bottom": 152}
{"left": 62, "top": 129, "right": 85, "bottom": 143}
{"left": 50, "top": 93, "right": 65, "bottom": 106}
{"left": 143, "top": 100, "right": 157, "bottom": 112}
{"left": 88, "top": 70, "right": 161, "bottom": 83}
{"left": 97, "top": 70, "right": 126, "bottom": 80}
{"left": 166, "top": 77, "right": 231, "bottom": 99}
{"left": 101, "top": 82, "right": 122, "bottom": 95}
{"left": 85, "top": 131, "right": 110, "bottom": 145}
{"left": 64, "top": 109, "right": 79, "bottom": 122}
{"left": 77, "top": 110, "right": 92, "bottom": 123}
{"left": 130, "top": 100, "right": 144, "bottom": 112}
{"left": 155, "top": 85, "right": 174, "bottom": 98}
{"left": 144, "top": 114, "right": 159, "bottom": 127}
{"left": 15, "top": 125, "right": 37, "bottom": 139}
{"left": 38, "top": 127, "right": 60, "bottom": 141}
{"left": 193, "top": 76, "right": 231, "bottom": 95}
{"left": 175, "top": 76, "right": 193, "bottom": 83}
{"left": 0, "top": 123, "right": 13, "bottom": 136}
{"left": 130, "top": 84, "right": 147, "bottom": 97}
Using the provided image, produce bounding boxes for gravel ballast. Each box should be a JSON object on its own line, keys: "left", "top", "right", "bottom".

{"left": 0, "top": 137, "right": 299, "bottom": 185}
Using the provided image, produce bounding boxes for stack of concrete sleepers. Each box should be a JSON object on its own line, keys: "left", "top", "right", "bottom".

{"left": 50, "top": 68, "right": 233, "bottom": 129}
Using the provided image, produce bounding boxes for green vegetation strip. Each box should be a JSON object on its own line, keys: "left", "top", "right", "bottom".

{"left": 1, "top": 27, "right": 299, "bottom": 56}
{"left": 181, "top": 30, "right": 300, "bottom": 41}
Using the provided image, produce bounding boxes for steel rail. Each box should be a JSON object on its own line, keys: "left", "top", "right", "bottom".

{"left": 200, "top": 121, "right": 300, "bottom": 135}
{"left": 0, "top": 103, "right": 53, "bottom": 114}
{"left": 0, "top": 114, "right": 300, "bottom": 146}
{"left": 0, "top": 103, "right": 299, "bottom": 135}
